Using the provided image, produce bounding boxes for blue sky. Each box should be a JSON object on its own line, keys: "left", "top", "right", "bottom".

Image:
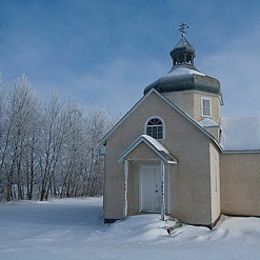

{"left": 1, "top": 0, "right": 260, "bottom": 118}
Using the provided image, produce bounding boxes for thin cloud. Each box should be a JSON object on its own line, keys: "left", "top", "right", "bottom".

{"left": 50, "top": 57, "right": 167, "bottom": 116}
{"left": 199, "top": 24, "right": 260, "bottom": 117}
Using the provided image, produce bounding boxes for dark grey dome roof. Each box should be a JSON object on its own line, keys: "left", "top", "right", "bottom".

{"left": 143, "top": 64, "right": 221, "bottom": 96}
{"left": 143, "top": 35, "right": 222, "bottom": 100}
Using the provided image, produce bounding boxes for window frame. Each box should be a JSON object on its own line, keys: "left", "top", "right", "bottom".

{"left": 201, "top": 97, "right": 212, "bottom": 118}
{"left": 144, "top": 116, "right": 165, "bottom": 140}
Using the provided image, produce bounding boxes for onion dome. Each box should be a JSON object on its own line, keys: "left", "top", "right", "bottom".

{"left": 144, "top": 23, "right": 222, "bottom": 100}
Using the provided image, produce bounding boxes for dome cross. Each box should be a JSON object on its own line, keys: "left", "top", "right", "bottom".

{"left": 178, "top": 22, "right": 189, "bottom": 37}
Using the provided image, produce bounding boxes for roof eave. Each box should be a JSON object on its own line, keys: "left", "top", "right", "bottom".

{"left": 222, "top": 149, "right": 260, "bottom": 154}
{"left": 118, "top": 136, "right": 177, "bottom": 164}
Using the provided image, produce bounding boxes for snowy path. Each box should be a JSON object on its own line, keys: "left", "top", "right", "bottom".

{"left": 0, "top": 198, "right": 260, "bottom": 259}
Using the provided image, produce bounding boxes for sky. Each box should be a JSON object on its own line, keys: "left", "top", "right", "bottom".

{"left": 0, "top": 0, "right": 260, "bottom": 118}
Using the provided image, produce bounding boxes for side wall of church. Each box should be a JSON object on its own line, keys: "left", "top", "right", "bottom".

{"left": 220, "top": 153, "right": 260, "bottom": 216}
{"left": 209, "top": 143, "right": 221, "bottom": 223}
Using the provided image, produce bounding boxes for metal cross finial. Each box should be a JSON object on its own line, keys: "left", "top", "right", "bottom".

{"left": 178, "top": 22, "right": 189, "bottom": 37}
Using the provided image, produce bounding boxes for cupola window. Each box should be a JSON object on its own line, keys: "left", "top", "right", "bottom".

{"left": 145, "top": 117, "right": 164, "bottom": 140}
{"left": 201, "top": 97, "right": 212, "bottom": 118}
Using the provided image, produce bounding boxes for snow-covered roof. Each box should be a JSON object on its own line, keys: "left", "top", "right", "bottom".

{"left": 141, "top": 135, "right": 169, "bottom": 154}
{"left": 165, "top": 67, "right": 205, "bottom": 77}
{"left": 118, "top": 134, "right": 177, "bottom": 164}
{"left": 199, "top": 118, "right": 218, "bottom": 127}
{"left": 220, "top": 117, "right": 260, "bottom": 151}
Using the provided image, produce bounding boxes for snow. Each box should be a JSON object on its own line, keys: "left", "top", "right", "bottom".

{"left": 164, "top": 66, "right": 205, "bottom": 77}
{"left": 142, "top": 134, "right": 170, "bottom": 154}
{"left": 221, "top": 117, "right": 260, "bottom": 150}
{"left": 199, "top": 118, "right": 218, "bottom": 127}
{"left": 141, "top": 135, "right": 176, "bottom": 163}
{"left": 174, "top": 37, "right": 194, "bottom": 50}
{"left": 1, "top": 198, "right": 260, "bottom": 260}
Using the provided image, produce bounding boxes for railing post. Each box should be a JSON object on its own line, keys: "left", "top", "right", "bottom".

{"left": 123, "top": 160, "right": 129, "bottom": 218}
{"left": 161, "top": 161, "right": 165, "bottom": 221}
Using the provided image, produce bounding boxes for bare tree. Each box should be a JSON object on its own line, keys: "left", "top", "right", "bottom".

{"left": 83, "top": 107, "right": 112, "bottom": 196}
{"left": 0, "top": 77, "right": 7, "bottom": 200}
{"left": 0, "top": 75, "right": 39, "bottom": 200}
{"left": 0, "top": 75, "right": 114, "bottom": 201}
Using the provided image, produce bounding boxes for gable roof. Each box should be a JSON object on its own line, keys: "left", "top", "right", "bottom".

{"left": 221, "top": 117, "right": 260, "bottom": 152}
{"left": 118, "top": 135, "right": 177, "bottom": 164}
{"left": 102, "top": 88, "right": 221, "bottom": 150}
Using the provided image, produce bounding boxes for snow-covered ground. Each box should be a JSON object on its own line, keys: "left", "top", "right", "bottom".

{"left": 0, "top": 198, "right": 260, "bottom": 260}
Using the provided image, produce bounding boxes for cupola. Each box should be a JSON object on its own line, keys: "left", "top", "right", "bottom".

{"left": 170, "top": 35, "right": 195, "bottom": 67}
{"left": 143, "top": 23, "right": 222, "bottom": 102}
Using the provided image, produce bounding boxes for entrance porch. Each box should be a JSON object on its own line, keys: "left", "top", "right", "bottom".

{"left": 118, "top": 135, "right": 177, "bottom": 220}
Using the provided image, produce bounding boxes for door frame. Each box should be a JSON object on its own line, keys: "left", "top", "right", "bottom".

{"left": 139, "top": 163, "right": 171, "bottom": 214}
{"left": 138, "top": 163, "right": 161, "bottom": 214}
{"left": 139, "top": 163, "right": 161, "bottom": 213}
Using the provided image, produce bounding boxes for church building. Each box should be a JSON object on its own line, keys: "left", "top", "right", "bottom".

{"left": 102, "top": 24, "right": 260, "bottom": 228}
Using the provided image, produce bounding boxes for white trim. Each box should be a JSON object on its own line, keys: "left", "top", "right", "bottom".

{"left": 138, "top": 165, "right": 143, "bottom": 213}
{"left": 160, "top": 161, "right": 165, "bottom": 221}
{"left": 222, "top": 150, "right": 260, "bottom": 154}
{"left": 144, "top": 116, "right": 165, "bottom": 140}
{"left": 123, "top": 160, "right": 129, "bottom": 217}
{"left": 201, "top": 96, "right": 212, "bottom": 118}
{"left": 204, "top": 125, "right": 221, "bottom": 129}
{"left": 165, "top": 164, "right": 171, "bottom": 214}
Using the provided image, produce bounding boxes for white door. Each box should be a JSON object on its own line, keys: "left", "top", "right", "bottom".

{"left": 139, "top": 164, "right": 161, "bottom": 213}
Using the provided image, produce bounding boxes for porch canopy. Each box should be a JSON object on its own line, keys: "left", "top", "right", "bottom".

{"left": 118, "top": 135, "right": 177, "bottom": 221}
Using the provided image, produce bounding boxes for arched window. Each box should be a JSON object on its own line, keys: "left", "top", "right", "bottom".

{"left": 146, "top": 117, "right": 164, "bottom": 140}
